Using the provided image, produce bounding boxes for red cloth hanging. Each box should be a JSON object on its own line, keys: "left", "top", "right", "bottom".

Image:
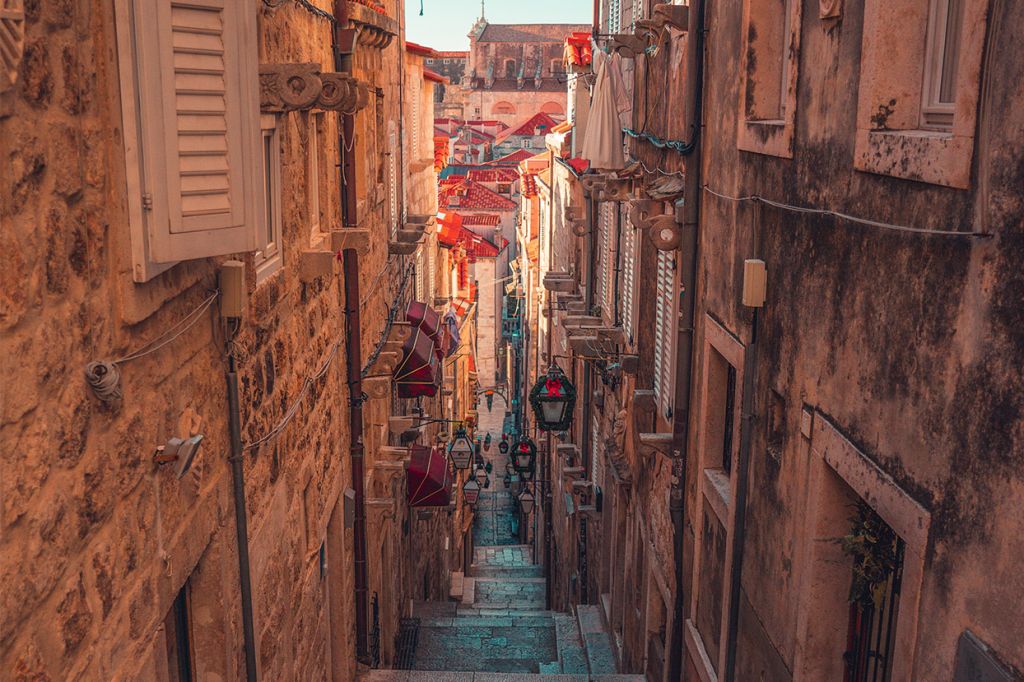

{"left": 406, "top": 445, "right": 452, "bottom": 507}
{"left": 407, "top": 301, "right": 444, "bottom": 359}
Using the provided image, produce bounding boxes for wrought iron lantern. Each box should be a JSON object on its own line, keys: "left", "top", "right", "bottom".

{"left": 474, "top": 466, "right": 488, "bottom": 486}
{"left": 512, "top": 438, "right": 537, "bottom": 474}
{"left": 498, "top": 435, "right": 509, "bottom": 454}
{"left": 529, "top": 365, "right": 577, "bottom": 431}
{"left": 448, "top": 428, "right": 474, "bottom": 470}
{"left": 518, "top": 487, "right": 535, "bottom": 515}
{"left": 463, "top": 478, "right": 480, "bottom": 505}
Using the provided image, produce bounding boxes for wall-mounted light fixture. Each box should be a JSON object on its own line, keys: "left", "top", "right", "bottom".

{"left": 154, "top": 435, "right": 204, "bottom": 479}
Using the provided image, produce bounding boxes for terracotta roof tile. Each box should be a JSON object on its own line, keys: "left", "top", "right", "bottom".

{"left": 486, "top": 149, "right": 535, "bottom": 166}
{"left": 467, "top": 167, "right": 518, "bottom": 183}
{"left": 439, "top": 180, "right": 517, "bottom": 211}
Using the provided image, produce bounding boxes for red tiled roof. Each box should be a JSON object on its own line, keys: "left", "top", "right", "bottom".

{"left": 486, "top": 149, "right": 535, "bottom": 166}
{"left": 461, "top": 214, "right": 502, "bottom": 226}
{"left": 521, "top": 173, "right": 538, "bottom": 197}
{"left": 462, "top": 129, "right": 494, "bottom": 144}
{"left": 406, "top": 41, "right": 437, "bottom": 57}
{"left": 423, "top": 68, "right": 447, "bottom": 84}
{"left": 437, "top": 212, "right": 501, "bottom": 258}
{"left": 495, "top": 112, "right": 560, "bottom": 143}
{"left": 439, "top": 180, "right": 517, "bottom": 211}
{"left": 467, "top": 167, "right": 518, "bottom": 183}
{"left": 566, "top": 157, "right": 590, "bottom": 175}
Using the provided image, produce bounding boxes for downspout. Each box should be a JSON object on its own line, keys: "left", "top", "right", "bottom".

{"left": 545, "top": 148, "right": 556, "bottom": 610}
{"left": 332, "top": 0, "right": 369, "bottom": 664}
{"left": 226, "top": 355, "right": 258, "bottom": 682}
{"left": 724, "top": 309, "right": 759, "bottom": 681}
{"left": 669, "top": 0, "right": 708, "bottom": 680}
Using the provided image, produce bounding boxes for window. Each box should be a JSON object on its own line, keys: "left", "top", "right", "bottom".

{"left": 619, "top": 204, "right": 638, "bottom": 345}
{"left": 630, "top": 0, "right": 644, "bottom": 30}
{"left": 492, "top": 101, "right": 517, "bottom": 116}
{"left": 415, "top": 250, "right": 426, "bottom": 301}
{"left": 705, "top": 347, "right": 738, "bottom": 474}
{"left": 606, "top": 0, "right": 622, "bottom": 33}
{"left": 308, "top": 112, "right": 324, "bottom": 244}
{"left": 504, "top": 59, "right": 517, "bottom": 79}
{"left": 411, "top": 80, "right": 421, "bottom": 161}
{"left": 921, "top": 0, "right": 964, "bottom": 130}
{"left": 653, "top": 250, "right": 677, "bottom": 418}
{"left": 853, "top": 0, "right": 987, "bottom": 187}
{"left": 736, "top": 0, "right": 801, "bottom": 157}
{"left": 256, "top": 114, "right": 282, "bottom": 282}
{"left": 163, "top": 582, "right": 195, "bottom": 681}
{"left": 113, "top": 0, "right": 261, "bottom": 281}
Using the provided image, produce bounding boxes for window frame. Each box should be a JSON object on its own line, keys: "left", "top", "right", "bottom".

{"left": 853, "top": 0, "right": 988, "bottom": 188}
{"left": 653, "top": 250, "right": 678, "bottom": 419}
{"left": 619, "top": 203, "right": 639, "bottom": 346}
{"left": 736, "top": 0, "right": 802, "bottom": 158}
{"left": 920, "top": 0, "right": 963, "bottom": 131}
{"left": 255, "top": 114, "right": 283, "bottom": 283}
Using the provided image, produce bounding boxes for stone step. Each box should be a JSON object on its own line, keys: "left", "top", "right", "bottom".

{"left": 360, "top": 671, "right": 646, "bottom": 681}
{"left": 575, "top": 605, "right": 618, "bottom": 675}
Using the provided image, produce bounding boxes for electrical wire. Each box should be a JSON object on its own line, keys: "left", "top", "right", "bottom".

{"left": 361, "top": 262, "right": 416, "bottom": 379}
{"left": 291, "top": 0, "right": 337, "bottom": 24}
{"left": 703, "top": 185, "right": 992, "bottom": 238}
{"left": 85, "top": 291, "right": 220, "bottom": 402}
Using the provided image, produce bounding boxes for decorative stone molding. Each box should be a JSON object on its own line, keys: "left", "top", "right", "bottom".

{"left": 638, "top": 432, "right": 674, "bottom": 458}
{"left": 343, "top": 1, "right": 399, "bottom": 49}
{"left": 259, "top": 63, "right": 369, "bottom": 113}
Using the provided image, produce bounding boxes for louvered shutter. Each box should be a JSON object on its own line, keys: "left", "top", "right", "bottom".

{"left": 608, "top": 0, "right": 622, "bottom": 33}
{"left": 653, "top": 250, "right": 677, "bottom": 418}
{"left": 598, "top": 202, "right": 613, "bottom": 319}
{"left": 388, "top": 121, "right": 398, "bottom": 237}
{"left": 121, "top": 0, "right": 259, "bottom": 269}
{"left": 620, "top": 204, "right": 637, "bottom": 345}
{"left": 426, "top": 242, "right": 436, "bottom": 300}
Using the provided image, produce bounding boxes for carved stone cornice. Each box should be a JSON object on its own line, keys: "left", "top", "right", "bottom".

{"left": 259, "top": 63, "right": 369, "bottom": 114}
{"left": 343, "top": 1, "right": 399, "bottom": 49}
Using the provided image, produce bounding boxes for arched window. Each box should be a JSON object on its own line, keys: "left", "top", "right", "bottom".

{"left": 504, "top": 59, "right": 517, "bottom": 79}
{"left": 540, "top": 101, "right": 564, "bottom": 117}
{"left": 492, "top": 101, "right": 517, "bottom": 116}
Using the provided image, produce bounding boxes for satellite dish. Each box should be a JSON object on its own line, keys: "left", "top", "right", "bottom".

{"left": 155, "top": 435, "right": 204, "bottom": 479}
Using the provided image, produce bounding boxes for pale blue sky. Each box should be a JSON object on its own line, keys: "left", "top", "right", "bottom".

{"left": 405, "top": 0, "right": 592, "bottom": 51}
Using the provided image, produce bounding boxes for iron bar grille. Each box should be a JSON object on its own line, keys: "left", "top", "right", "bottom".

{"left": 844, "top": 540, "right": 905, "bottom": 682}
{"left": 369, "top": 593, "right": 381, "bottom": 668}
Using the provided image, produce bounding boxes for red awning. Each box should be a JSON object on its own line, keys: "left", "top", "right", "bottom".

{"left": 407, "top": 445, "right": 452, "bottom": 507}
{"left": 395, "top": 326, "right": 440, "bottom": 398}
{"left": 407, "top": 301, "right": 444, "bottom": 358}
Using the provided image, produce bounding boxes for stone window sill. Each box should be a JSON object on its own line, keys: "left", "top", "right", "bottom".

{"left": 702, "top": 467, "right": 732, "bottom": 524}
{"left": 854, "top": 128, "right": 973, "bottom": 189}
{"left": 737, "top": 119, "right": 794, "bottom": 159}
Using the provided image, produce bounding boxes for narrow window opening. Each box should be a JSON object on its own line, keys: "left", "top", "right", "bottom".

{"left": 164, "top": 582, "right": 195, "bottom": 682}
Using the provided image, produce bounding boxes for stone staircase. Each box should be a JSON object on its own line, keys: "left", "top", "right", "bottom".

{"left": 359, "top": 541, "right": 641, "bottom": 681}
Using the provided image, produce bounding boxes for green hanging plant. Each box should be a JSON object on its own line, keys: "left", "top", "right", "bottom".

{"left": 836, "top": 500, "right": 900, "bottom": 607}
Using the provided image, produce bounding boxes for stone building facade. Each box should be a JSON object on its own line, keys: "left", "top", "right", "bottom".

{"left": 0, "top": 0, "right": 467, "bottom": 679}
{"left": 514, "top": 0, "right": 1024, "bottom": 680}
{"left": 462, "top": 19, "right": 587, "bottom": 125}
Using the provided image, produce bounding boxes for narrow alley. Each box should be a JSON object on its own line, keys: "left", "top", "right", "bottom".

{"left": 3, "top": 0, "right": 1024, "bottom": 681}
{"left": 364, "top": 397, "right": 642, "bottom": 680}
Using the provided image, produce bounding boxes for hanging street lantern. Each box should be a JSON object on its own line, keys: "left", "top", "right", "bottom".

{"left": 498, "top": 436, "right": 509, "bottom": 454}
{"left": 518, "top": 487, "right": 536, "bottom": 515}
{"left": 449, "top": 428, "right": 474, "bottom": 470}
{"left": 512, "top": 438, "right": 536, "bottom": 474}
{"left": 529, "top": 365, "right": 577, "bottom": 431}
{"left": 484, "top": 433, "right": 492, "bottom": 451}
{"left": 463, "top": 478, "right": 480, "bottom": 505}
{"left": 474, "top": 467, "right": 488, "bottom": 486}
{"left": 485, "top": 461, "right": 493, "bottom": 474}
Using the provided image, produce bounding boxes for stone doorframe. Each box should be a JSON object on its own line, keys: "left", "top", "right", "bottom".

{"left": 792, "top": 411, "right": 931, "bottom": 682}
{"left": 685, "top": 314, "right": 747, "bottom": 682}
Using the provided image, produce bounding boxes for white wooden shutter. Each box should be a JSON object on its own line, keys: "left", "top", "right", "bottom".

{"left": 426, "top": 241, "right": 436, "bottom": 300}
{"left": 653, "top": 250, "right": 677, "bottom": 418}
{"left": 619, "top": 204, "right": 637, "bottom": 344}
{"left": 116, "top": 0, "right": 259, "bottom": 276}
{"left": 388, "top": 121, "right": 398, "bottom": 237}
{"left": 598, "top": 202, "right": 613, "bottom": 319}
{"left": 608, "top": 0, "right": 622, "bottom": 33}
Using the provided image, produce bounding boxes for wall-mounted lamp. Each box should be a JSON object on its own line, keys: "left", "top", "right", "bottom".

{"left": 154, "top": 435, "right": 204, "bottom": 479}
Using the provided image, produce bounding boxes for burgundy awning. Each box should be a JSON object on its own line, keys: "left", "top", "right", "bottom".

{"left": 407, "top": 445, "right": 452, "bottom": 507}
{"left": 407, "top": 301, "right": 445, "bottom": 359}
{"left": 394, "top": 326, "right": 440, "bottom": 398}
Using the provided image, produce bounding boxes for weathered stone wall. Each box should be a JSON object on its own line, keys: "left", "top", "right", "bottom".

{"left": 0, "top": 0, "right": 447, "bottom": 679}
{"left": 678, "top": 0, "right": 1024, "bottom": 678}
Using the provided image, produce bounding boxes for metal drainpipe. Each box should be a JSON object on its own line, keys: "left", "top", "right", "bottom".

{"left": 668, "top": 0, "right": 708, "bottom": 679}
{"left": 544, "top": 149, "right": 556, "bottom": 611}
{"left": 724, "top": 309, "right": 759, "bottom": 681}
{"left": 226, "top": 356, "right": 258, "bottom": 682}
{"left": 332, "top": 0, "right": 369, "bottom": 664}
